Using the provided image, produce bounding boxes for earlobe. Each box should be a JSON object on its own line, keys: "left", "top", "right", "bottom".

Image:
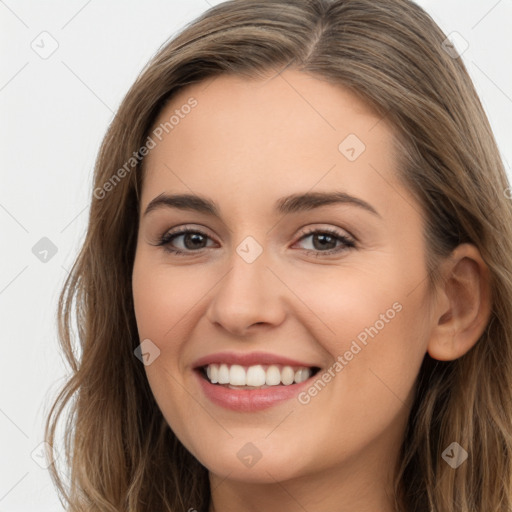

{"left": 427, "top": 244, "right": 492, "bottom": 361}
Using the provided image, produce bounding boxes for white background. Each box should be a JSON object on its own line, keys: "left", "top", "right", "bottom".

{"left": 1, "top": 1, "right": 511, "bottom": 510}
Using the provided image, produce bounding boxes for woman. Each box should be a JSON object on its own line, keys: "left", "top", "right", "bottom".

{"left": 45, "top": 0, "right": 512, "bottom": 510}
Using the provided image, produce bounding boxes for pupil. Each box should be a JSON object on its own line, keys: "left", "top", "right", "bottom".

{"left": 185, "top": 233, "right": 205, "bottom": 249}
{"left": 314, "top": 234, "right": 336, "bottom": 250}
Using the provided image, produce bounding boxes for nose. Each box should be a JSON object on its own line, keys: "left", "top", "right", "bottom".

{"left": 205, "top": 249, "right": 287, "bottom": 336}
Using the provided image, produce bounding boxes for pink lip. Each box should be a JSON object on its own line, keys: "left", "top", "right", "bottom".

{"left": 194, "top": 369, "right": 318, "bottom": 412}
{"left": 192, "top": 351, "right": 317, "bottom": 369}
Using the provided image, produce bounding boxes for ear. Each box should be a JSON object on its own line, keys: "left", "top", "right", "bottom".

{"left": 427, "top": 243, "right": 492, "bottom": 361}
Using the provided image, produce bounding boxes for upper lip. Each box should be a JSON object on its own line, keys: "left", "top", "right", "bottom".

{"left": 192, "top": 351, "right": 319, "bottom": 369}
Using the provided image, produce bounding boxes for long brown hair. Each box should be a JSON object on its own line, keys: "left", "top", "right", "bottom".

{"left": 44, "top": 0, "right": 512, "bottom": 510}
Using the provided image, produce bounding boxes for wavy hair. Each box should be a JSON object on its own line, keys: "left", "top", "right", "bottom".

{"left": 44, "top": 0, "right": 512, "bottom": 510}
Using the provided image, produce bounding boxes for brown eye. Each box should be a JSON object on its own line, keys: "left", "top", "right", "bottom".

{"left": 157, "top": 228, "right": 216, "bottom": 255}
{"left": 296, "top": 228, "right": 356, "bottom": 256}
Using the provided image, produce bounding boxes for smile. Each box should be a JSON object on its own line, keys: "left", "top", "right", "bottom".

{"left": 194, "top": 364, "right": 322, "bottom": 412}
{"left": 202, "top": 363, "right": 320, "bottom": 388}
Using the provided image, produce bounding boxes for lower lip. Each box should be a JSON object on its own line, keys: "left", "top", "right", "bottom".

{"left": 194, "top": 369, "right": 317, "bottom": 412}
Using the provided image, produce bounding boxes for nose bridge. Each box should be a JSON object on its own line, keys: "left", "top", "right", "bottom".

{"left": 206, "top": 236, "right": 285, "bottom": 333}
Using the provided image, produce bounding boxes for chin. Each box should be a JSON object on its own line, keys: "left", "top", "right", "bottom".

{"left": 194, "top": 440, "right": 311, "bottom": 484}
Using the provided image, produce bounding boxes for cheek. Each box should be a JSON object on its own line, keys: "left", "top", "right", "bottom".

{"left": 282, "top": 256, "right": 429, "bottom": 407}
{"left": 277, "top": 258, "right": 416, "bottom": 346}
{"left": 132, "top": 255, "right": 198, "bottom": 430}
{"left": 131, "top": 253, "right": 213, "bottom": 406}
{"left": 132, "top": 254, "right": 202, "bottom": 342}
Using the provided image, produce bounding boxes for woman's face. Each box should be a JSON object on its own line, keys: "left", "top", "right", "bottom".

{"left": 132, "top": 69, "right": 434, "bottom": 492}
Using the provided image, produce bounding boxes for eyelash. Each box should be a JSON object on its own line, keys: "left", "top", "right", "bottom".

{"left": 155, "top": 226, "right": 356, "bottom": 257}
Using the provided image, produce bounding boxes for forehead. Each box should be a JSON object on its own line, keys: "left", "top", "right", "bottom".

{"left": 140, "top": 69, "right": 402, "bottom": 218}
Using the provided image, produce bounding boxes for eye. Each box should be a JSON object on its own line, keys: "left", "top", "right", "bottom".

{"left": 294, "top": 227, "right": 356, "bottom": 256}
{"left": 156, "top": 227, "right": 216, "bottom": 256}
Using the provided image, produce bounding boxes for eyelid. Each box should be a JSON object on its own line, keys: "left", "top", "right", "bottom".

{"left": 157, "top": 224, "right": 217, "bottom": 246}
{"left": 297, "top": 224, "right": 356, "bottom": 242}
{"left": 160, "top": 223, "right": 215, "bottom": 239}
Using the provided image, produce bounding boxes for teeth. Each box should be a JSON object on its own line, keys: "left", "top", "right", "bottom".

{"left": 218, "top": 364, "right": 230, "bottom": 384}
{"left": 281, "top": 366, "right": 295, "bottom": 385}
{"left": 247, "top": 365, "right": 267, "bottom": 386}
{"left": 203, "top": 363, "right": 313, "bottom": 387}
{"left": 266, "top": 365, "right": 281, "bottom": 386}
{"left": 229, "top": 364, "right": 246, "bottom": 385}
{"left": 294, "top": 368, "right": 310, "bottom": 383}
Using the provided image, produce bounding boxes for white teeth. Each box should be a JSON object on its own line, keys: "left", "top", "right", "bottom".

{"left": 203, "top": 363, "right": 313, "bottom": 387}
{"left": 281, "top": 366, "right": 295, "bottom": 385}
{"left": 218, "top": 364, "right": 230, "bottom": 384}
{"left": 247, "top": 365, "right": 267, "bottom": 386}
{"left": 229, "top": 364, "right": 246, "bottom": 385}
{"left": 266, "top": 365, "right": 281, "bottom": 386}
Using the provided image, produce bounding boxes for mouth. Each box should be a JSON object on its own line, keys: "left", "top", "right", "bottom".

{"left": 196, "top": 363, "right": 322, "bottom": 390}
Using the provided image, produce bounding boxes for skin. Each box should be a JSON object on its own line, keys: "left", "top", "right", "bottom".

{"left": 132, "top": 69, "right": 491, "bottom": 512}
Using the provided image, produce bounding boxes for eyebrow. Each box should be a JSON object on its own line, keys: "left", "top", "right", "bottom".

{"left": 143, "top": 191, "right": 381, "bottom": 218}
